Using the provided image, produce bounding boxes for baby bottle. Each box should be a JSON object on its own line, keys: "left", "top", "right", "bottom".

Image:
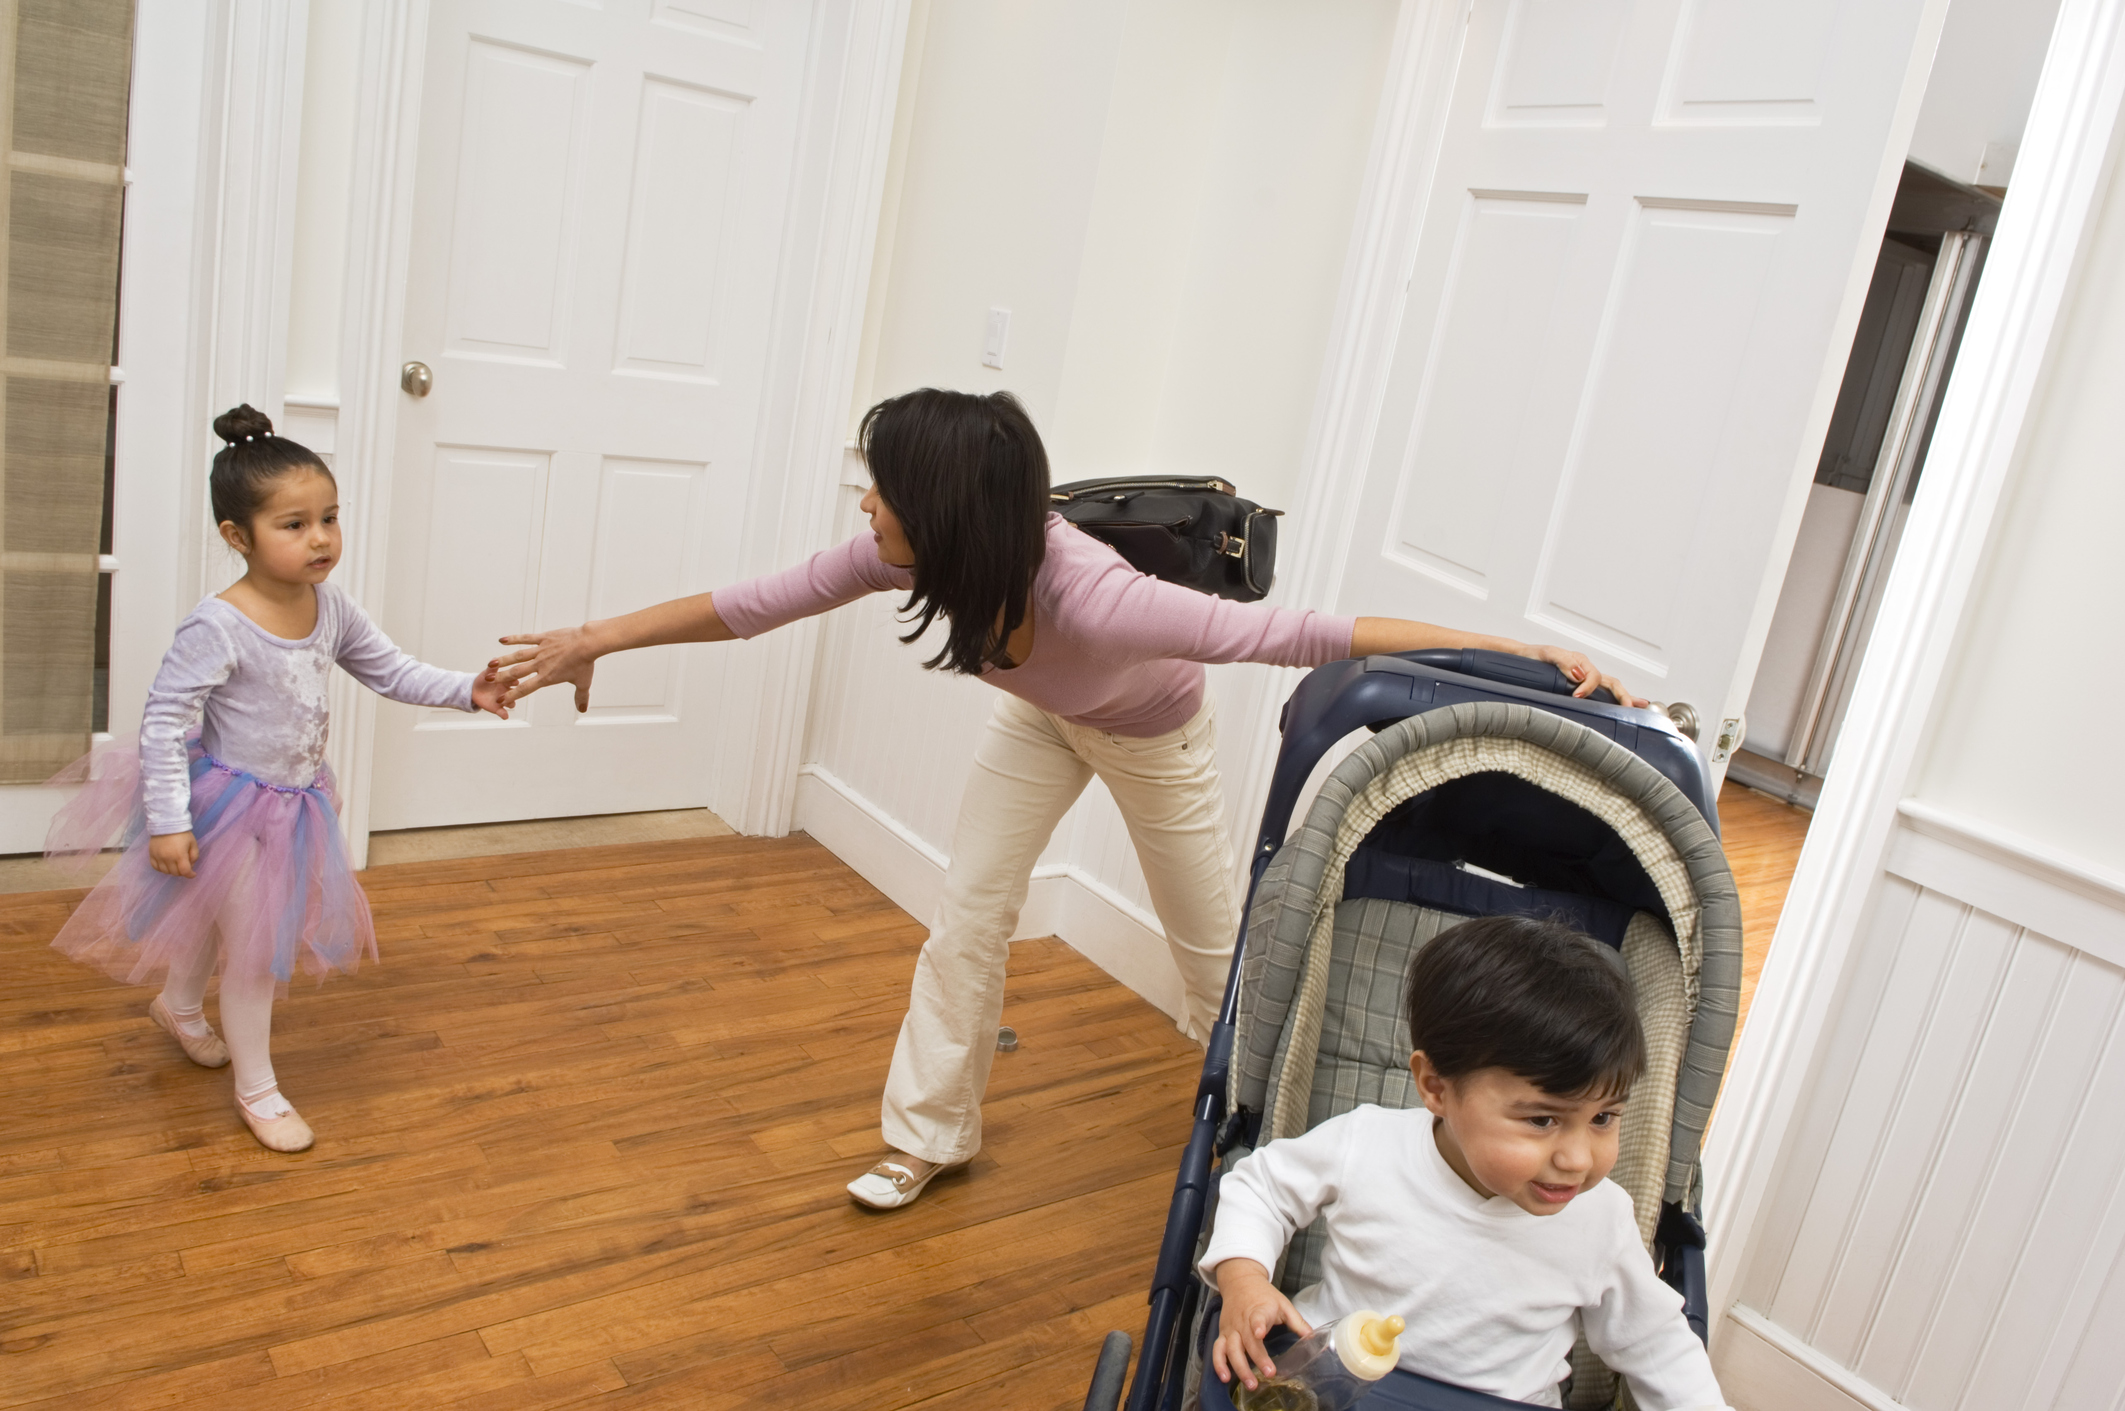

{"left": 1234, "top": 1310, "right": 1405, "bottom": 1411}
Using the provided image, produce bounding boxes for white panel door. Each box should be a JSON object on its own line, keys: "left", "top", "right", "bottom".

{"left": 371, "top": 0, "right": 814, "bottom": 830}
{"left": 1336, "top": 0, "right": 1943, "bottom": 745}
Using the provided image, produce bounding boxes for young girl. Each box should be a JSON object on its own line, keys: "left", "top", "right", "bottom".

{"left": 46, "top": 404, "right": 507, "bottom": 1152}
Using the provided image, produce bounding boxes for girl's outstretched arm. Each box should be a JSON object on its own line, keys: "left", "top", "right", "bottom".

{"left": 1349, "top": 616, "right": 1645, "bottom": 706}
{"left": 489, "top": 592, "right": 735, "bottom": 713}
{"left": 333, "top": 591, "right": 501, "bottom": 716}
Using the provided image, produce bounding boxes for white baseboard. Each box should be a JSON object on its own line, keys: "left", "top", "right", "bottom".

{"left": 793, "top": 764, "right": 1185, "bottom": 1024}
{"left": 1713, "top": 1306, "right": 1907, "bottom": 1411}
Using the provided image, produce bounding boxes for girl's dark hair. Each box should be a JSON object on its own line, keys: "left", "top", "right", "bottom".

{"left": 1406, "top": 914, "right": 1646, "bottom": 1100}
{"left": 210, "top": 404, "right": 332, "bottom": 535}
{"left": 858, "top": 388, "right": 1049, "bottom": 675}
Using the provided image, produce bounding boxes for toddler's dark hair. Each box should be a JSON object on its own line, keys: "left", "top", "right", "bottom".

{"left": 1406, "top": 914, "right": 1645, "bottom": 1100}
{"left": 211, "top": 404, "right": 332, "bottom": 532}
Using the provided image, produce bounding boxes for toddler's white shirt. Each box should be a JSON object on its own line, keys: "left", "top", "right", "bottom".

{"left": 1199, "top": 1104, "right": 1730, "bottom": 1410}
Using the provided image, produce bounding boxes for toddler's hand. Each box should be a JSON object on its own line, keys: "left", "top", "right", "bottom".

{"left": 1211, "top": 1259, "right": 1312, "bottom": 1392}
{"left": 149, "top": 832, "right": 199, "bottom": 879}
{"left": 469, "top": 672, "right": 510, "bottom": 720}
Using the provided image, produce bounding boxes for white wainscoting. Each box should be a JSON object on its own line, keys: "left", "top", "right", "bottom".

{"left": 794, "top": 483, "right": 1293, "bottom": 1024}
{"left": 1715, "top": 803, "right": 2125, "bottom": 1411}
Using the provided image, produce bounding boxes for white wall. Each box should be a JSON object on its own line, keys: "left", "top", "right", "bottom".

{"left": 1716, "top": 94, "right": 2125, "bottom": 1411}
{"left": 850, "top": 0, "right": 1394, "bottom": 511}
{"left": 1909, "top": 0, "right": 2064, "bottom": 183}
{"left": 802, "top": 0, "right": 1396, "bottom": 1014}
{"left": 1913, "top": 181, "right": 2125, "bottom": 870}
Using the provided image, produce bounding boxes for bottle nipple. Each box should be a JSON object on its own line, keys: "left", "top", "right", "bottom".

{"left": 1337, "top": 1310, "right": 1405, "bottom": 1380}
{"left": 1357, "top": 1315, "right": 1404, "bottom": 1358}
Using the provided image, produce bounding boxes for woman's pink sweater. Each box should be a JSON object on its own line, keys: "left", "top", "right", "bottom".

{"left": 715, "top": 513, "right": 1357, "bottom": 737}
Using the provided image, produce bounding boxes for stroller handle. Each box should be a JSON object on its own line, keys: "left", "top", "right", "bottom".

{"left": 1404, "top": 648, "right": 1618, "bottom": 705}
{"left": 1253, "top": 652, "right": 1715, "bottom": 867}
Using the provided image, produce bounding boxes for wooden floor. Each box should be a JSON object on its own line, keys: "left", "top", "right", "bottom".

{"left": 0, "top": 836, "right": 1203, "bottom": 1409}
{"left": 1715, "top": 780, "right": 1815, "bottom": 1025}
{"left": 1, "top": 791, "right": 1809, "bottom": 1409}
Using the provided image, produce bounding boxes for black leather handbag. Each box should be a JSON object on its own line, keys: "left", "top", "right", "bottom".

{"left": 1049, "top": 476, "right": 1282, "bottom": 602}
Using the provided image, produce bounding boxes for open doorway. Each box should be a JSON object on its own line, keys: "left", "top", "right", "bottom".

{"left": 1717, "top": 0, "right": 2061, "bottom": 1030}
{"left": 1731, "top": 163, "right": 2000, "bottom": 809}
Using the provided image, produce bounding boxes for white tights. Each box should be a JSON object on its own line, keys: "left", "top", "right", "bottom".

{"left": 159, "top": 940, "right": 280, "bottom": 1103}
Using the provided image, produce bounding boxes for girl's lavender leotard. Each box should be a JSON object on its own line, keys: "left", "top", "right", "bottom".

{"left": 47, "top": 583, "right": 475, "bottom": 986}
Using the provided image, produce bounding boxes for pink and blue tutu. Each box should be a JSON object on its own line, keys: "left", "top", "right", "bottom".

{"left": 44, "top": 737, "right": 374, "bottom": 988}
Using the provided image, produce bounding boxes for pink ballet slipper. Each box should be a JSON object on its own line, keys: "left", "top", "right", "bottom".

{"left": 148, "top": 996, "right": 229, "bottom": 1068}
{"left": 235, "top": 1088, "right": 313, "bottom": 1153}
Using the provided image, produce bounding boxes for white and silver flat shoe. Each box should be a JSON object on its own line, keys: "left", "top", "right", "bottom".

{"left": 847, "top": 1156, "right": 962, "bottom": 1210}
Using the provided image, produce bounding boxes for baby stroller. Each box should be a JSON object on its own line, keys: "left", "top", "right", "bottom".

{"left": 1081, "top": 649, "right": 1742, "bottom": 1411}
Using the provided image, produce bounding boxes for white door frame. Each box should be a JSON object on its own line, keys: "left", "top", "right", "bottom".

{"left": 1701, "top": 0, "right": 2125, "bottom": 1335}
{"left": 169, "top": 0, "right": 912, "bottom": 864}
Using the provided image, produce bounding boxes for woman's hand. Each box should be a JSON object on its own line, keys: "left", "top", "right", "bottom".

{"left": 488, "top": 626, "right": 600, "bottom": 713}
{"left": 149, "top": 832, "right": 198, "bottom": 879}
{"left": 1348, "top": 617, "right": 1645, "bottom": 707}
{"left": 469, "top": 673, "right": 511, "bottom": 720}
{"left": 1210, "top": 1259, "right": 1312, "bottom": 1392}
{"left": 488, "top": 596, "right": 733, "bottom": 712}
{"left": 1527, "top": 643, "right": 1645, "bottom": 708}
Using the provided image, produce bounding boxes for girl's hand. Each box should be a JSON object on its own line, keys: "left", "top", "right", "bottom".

{"left": 469, "top": 672, "right": 511, "bottom": 720}
{"left": 1210, "top": 1259, "right": 1312, "bottom": 1391}
{"left": 488, "top": 626, "right": 599, "bottom": 713}
{"left": 149, "top": 832, "right": 199, "bottom": 879}
{"left": 1528, "top": 643, "right": 1645, "bottom": 708}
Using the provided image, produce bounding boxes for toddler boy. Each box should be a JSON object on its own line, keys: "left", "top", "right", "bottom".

{"left": 1202, "top": 915, "right": 1730, "bottom": 1409}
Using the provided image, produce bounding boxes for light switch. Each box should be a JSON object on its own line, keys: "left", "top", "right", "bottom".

{"left": 983, "top": 307, "right": 1010, "bottom": 370}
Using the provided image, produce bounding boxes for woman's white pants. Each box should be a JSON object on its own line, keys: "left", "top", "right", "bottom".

{"left": 882, "top": 693, "right": 1238, "bottom": 1166}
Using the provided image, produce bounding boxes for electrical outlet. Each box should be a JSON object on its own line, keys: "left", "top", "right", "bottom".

{"left": 983, "top": 308, "right": 1010, "bottom": 370}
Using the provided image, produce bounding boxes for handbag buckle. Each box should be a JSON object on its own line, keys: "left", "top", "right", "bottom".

{"left": 1214, "top": 532, "right": 1247, "bottom": 559}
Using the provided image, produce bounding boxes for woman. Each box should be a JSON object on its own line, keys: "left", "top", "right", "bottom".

{"left": 489, "top": 389, "right": 1640, "bottom": 1210}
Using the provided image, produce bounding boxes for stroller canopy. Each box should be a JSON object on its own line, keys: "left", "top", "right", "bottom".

{"left": 1232, "top": 700, "right": 1743, "bottom": 1240}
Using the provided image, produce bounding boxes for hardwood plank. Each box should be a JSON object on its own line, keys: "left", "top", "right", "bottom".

{"left": 1715, "top": 780, "right": 1814, "bottom": 1034}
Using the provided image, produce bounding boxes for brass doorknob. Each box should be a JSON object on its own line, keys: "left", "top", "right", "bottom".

{"left": 400, "top": 361, "right": 432, "bottom": 397}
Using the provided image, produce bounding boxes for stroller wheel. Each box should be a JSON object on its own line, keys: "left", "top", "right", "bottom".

{"left": 1084, "top": 1330, "right": 1131, "bottom": 1411}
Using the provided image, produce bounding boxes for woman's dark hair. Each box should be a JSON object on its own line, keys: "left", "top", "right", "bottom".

{"left": 1406, "top": 914, "right": 1645, "bottom": 1100}
{"left": 210, "top": 404, "right": 332, "bottom": 538}
{"left": 858, "top": 388, "right": 1049, "bottom": 675}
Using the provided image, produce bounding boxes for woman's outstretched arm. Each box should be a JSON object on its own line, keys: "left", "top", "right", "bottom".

{"left": 488, "top": 593, "right": 734, "bottom": 712}
{"left": 488, "top": 530, "right": 907, "bottom": 711}
{"left": 1349, "top": 616, "right": 1646, "bottom": 706}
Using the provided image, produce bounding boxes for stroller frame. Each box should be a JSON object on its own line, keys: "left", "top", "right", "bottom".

{"left": 1095, "top": 649, "right": 1723, "bottom": 1411}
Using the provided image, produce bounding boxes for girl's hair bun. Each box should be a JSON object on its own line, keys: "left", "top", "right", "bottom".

{"left": 207, "top": 402, "right": 332, "bottom": 534}
{"left": 213, "top": 403, "right": 275, "bottom": 444}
